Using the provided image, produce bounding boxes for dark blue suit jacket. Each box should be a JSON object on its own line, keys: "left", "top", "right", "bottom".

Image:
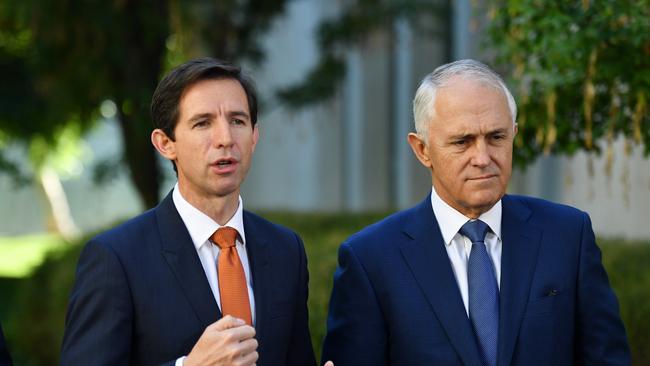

{"left": 0, "top": 325, "right": 12, "bottom": 366}
{"left": 322, "top": 194, "right": 630, "bottom": 365}
{"left": 61, "top": 191, "right": 316, "bottom": 366}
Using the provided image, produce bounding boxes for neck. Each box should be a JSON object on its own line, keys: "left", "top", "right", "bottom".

{"left": 431, "top": 184, "right": 492, "bottom": 220}
{"left": 178, "top": 185, "right": 240, "bottom": 225}
{"left": 463, "top": 210, "right": 484, "bottom": 220}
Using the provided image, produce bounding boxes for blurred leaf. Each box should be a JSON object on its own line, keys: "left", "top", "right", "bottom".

{"left": 484, "top": 0, "right": 650, "bottom": 166}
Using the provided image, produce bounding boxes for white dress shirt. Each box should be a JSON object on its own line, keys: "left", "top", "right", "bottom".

{"left": 172, "top": 184, "right": 255, "bottom": 366}
{"left": 430, "top": 187, "right": 502, "bottom": 316}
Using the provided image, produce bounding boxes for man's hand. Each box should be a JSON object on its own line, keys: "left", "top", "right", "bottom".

{"left": 184, "top": 315, "right": 258, "bottom": 366}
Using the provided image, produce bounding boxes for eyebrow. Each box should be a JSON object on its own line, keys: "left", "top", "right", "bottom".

{"left": 449, "top": 127, "right": 510, "bottom": 140}
{"left": 228, "top": 110, "right": 250, "bottom": 120}
{"left": 187, "top": 110, "right": 251, "bottom": 123}
{"left": 487, "top": 128, "right": 509, "bottom": 135}
{"left": 187, "top": 113, "right": 213, "bottom": 123}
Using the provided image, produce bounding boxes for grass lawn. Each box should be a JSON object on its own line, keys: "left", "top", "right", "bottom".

{"left": 0, "top": 233, "right": 67, "bottom": 278}
{"left": 0, "top": 233, "right": 69, "bottom": 325}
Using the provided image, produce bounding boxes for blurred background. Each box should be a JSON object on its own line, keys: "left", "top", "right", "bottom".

{"left": 0, "top": 0, "right": 648, "bottom": 364}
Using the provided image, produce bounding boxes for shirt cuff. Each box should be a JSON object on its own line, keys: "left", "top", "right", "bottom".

{"left": 175, "top": 356, "right": 187, "bottom": 366}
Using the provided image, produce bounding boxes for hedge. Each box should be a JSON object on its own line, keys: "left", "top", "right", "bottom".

{"left": 2, "top": 212, "right": 649, "bottom": 365}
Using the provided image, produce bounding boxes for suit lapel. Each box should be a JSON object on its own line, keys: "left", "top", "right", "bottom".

{"left": 243, "top": 212, "right": 271, "bottom": 352}
{"left": 399, "top": 196, "right": 483, "bottom": 366}
{"left": 156, "top": 192, "right": 220, "bottom": 328}
{"left": 497, "top": 195, "right": 542, "bottom": 366}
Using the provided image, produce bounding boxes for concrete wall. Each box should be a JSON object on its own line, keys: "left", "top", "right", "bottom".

{"left": 511, "top": 138, "right": 650, "bottom": 240}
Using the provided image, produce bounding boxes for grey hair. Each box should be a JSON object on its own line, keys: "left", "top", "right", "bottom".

{"left": 412, "top": 59, "right": 517, "bottom": 139}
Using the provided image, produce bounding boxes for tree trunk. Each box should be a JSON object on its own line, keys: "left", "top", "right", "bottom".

{"left": 37, "top": 166, "right": 80, "bottom": 241}
{"left": 116, "top": 111, "right": 161, "bottom": 209}
{"left": 112, "top": 0, "right": 170, "bottom": 209}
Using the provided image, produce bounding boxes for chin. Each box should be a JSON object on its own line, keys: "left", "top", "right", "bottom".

{"left": 468, "top": 193, "right": 501, "bottom": 210}
{"left": 210, "top": 183, "right": 240, "bottom": 198}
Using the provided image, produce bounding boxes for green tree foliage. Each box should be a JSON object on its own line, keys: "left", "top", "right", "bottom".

{"left": 0, "top": 0, "right": 170, "bottom": 208}
{"left": 485, "top": 0, "right": 650, "bottom": 168}
{"left": 0, "top": 0, "right": 289, "bottom": 208}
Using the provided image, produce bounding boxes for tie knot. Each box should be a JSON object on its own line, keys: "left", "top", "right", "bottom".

{"left": 459, "top": 219, "right": 490, "bottom": 244}
{"left": 211, "top": 227, "right": 238, "bottom": 249}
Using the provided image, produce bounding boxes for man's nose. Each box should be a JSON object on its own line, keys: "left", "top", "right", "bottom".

{"left": 212, "top": 120, "right": 234, "bottom": 148}
{"left": 471, "top": 140, "right": 491, "bottom": 167}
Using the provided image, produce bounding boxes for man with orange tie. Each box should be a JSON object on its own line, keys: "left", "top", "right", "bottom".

{"left": 61, "top": 58, "right": 317, "bottom": 366}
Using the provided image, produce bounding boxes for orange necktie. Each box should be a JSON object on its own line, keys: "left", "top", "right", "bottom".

{"left": 211, "top": 227, "right": 252, "bottom": 325}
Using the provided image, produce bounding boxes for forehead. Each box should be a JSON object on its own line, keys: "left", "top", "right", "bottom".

{"left": 432, "top": 77, "right": 511, "bottom": 133}
{"left": 179, "top": 78, "right": 249, "bottom": 116}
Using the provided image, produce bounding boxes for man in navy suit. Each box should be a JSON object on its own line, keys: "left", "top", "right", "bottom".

{"left": 61, "top": 58, "right": 316, "bottom": 366}
{"left": 322, "top": 59, "right": 630, "bottom": 365}
{"left": 0, "top": 324, "right": 12, "bottom": 366}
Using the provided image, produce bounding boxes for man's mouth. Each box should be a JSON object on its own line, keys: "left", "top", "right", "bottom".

{"left": 211, "top": 158, "right": 238, "bottom": 173}
{"left": 468, "top": 174, "right": 497, "bottom": 181}
{"left": 216, "top": 159, "right": 233, "bottom": 166}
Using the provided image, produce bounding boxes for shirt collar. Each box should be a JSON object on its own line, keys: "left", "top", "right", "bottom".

{"left": 430, "top": 186, "right": 502, "bottom": 246}
{"left": 172, "top": 183, "right": 246, "bottom": 250}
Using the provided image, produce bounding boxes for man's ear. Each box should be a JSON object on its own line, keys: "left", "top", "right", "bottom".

{"left": 407, "top": 132, "right": 432, "bottom": 168}
{"left": 151, "top": 129, "right": 176, "bottom": 161}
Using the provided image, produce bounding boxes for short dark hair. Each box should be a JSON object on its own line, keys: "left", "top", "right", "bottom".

{"left": 150, "top": 57, "right": 258, "bottom": 140}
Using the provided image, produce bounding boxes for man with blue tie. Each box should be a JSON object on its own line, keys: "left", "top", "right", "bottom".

{"left": 61, "top": 58, "right": 316, "bottom": 366}
{"left": 322, "top": 59, "right": 630, "bottom": 365}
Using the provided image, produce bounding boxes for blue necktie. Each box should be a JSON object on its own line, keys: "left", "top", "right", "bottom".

{"left": 460, "top": 220, "right": 499, "bottom": 366}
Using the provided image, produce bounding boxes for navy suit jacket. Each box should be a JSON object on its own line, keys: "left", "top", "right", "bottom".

{"left": 61, "top": 191, "right": 316, "bottom": 366}
{"left": 322, "top": 194, "right": 630, "bottom": 365}
{"left": 0, "top": 324, "right": 12, "bottom": 366}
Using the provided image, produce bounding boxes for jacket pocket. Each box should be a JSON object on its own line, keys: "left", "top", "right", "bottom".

{"left": 524, "top": 293, "right": 558, "bottom": 317}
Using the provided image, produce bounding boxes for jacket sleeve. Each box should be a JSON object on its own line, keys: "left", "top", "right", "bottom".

{"left": 286, "top": 233, "right": 317, "bottom": 366}
{"left": 61, "top": 240, "right": 134, "bottom": 365}
{"left": 321, "top": 242, "right": 388, "bottom": 366}
{"left": 575, "top": 213, "right": 631, "bottom": 365}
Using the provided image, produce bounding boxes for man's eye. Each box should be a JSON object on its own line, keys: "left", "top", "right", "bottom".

{"left": 452, "top": 139, "right": 467, "bottom": 146}
{"left": 193, "top": 121, "right": 208, "bottom": 128}
{"left": 231, "top": 118, "right": 245, "bottom": 125}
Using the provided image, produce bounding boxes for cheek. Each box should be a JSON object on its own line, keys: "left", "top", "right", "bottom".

{"left": 438, "top": 164, "right": 465, "bottom": 189}
{"left": 498, "top": 153, "right": 513, "bottom": 174}
{"left": 178, "top": 145, "right": 199, "bottom": 161}
{"left": 497, "top": 147, "right": 513, "bottom": 163}
{"left": 501, "top": 167, "right": 512, "bottom": 186}
{"left": 432, "top": 148, "right": 457, "bottom": 166}
{"left": 448, "top": 155, "right": 470, "bottom": 176}
{"left": 242, "top": 137, "right": 257, "bottom": 155}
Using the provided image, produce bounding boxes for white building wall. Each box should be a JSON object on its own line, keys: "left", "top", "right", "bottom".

{"left": 242, "top": 0, "right": 343, "bottom": 211}
{"left": 510, "top": 138, "right": 650, "bottom": 240}
{"left": 560, "top": 138, "right": 650, "bottom": 240}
